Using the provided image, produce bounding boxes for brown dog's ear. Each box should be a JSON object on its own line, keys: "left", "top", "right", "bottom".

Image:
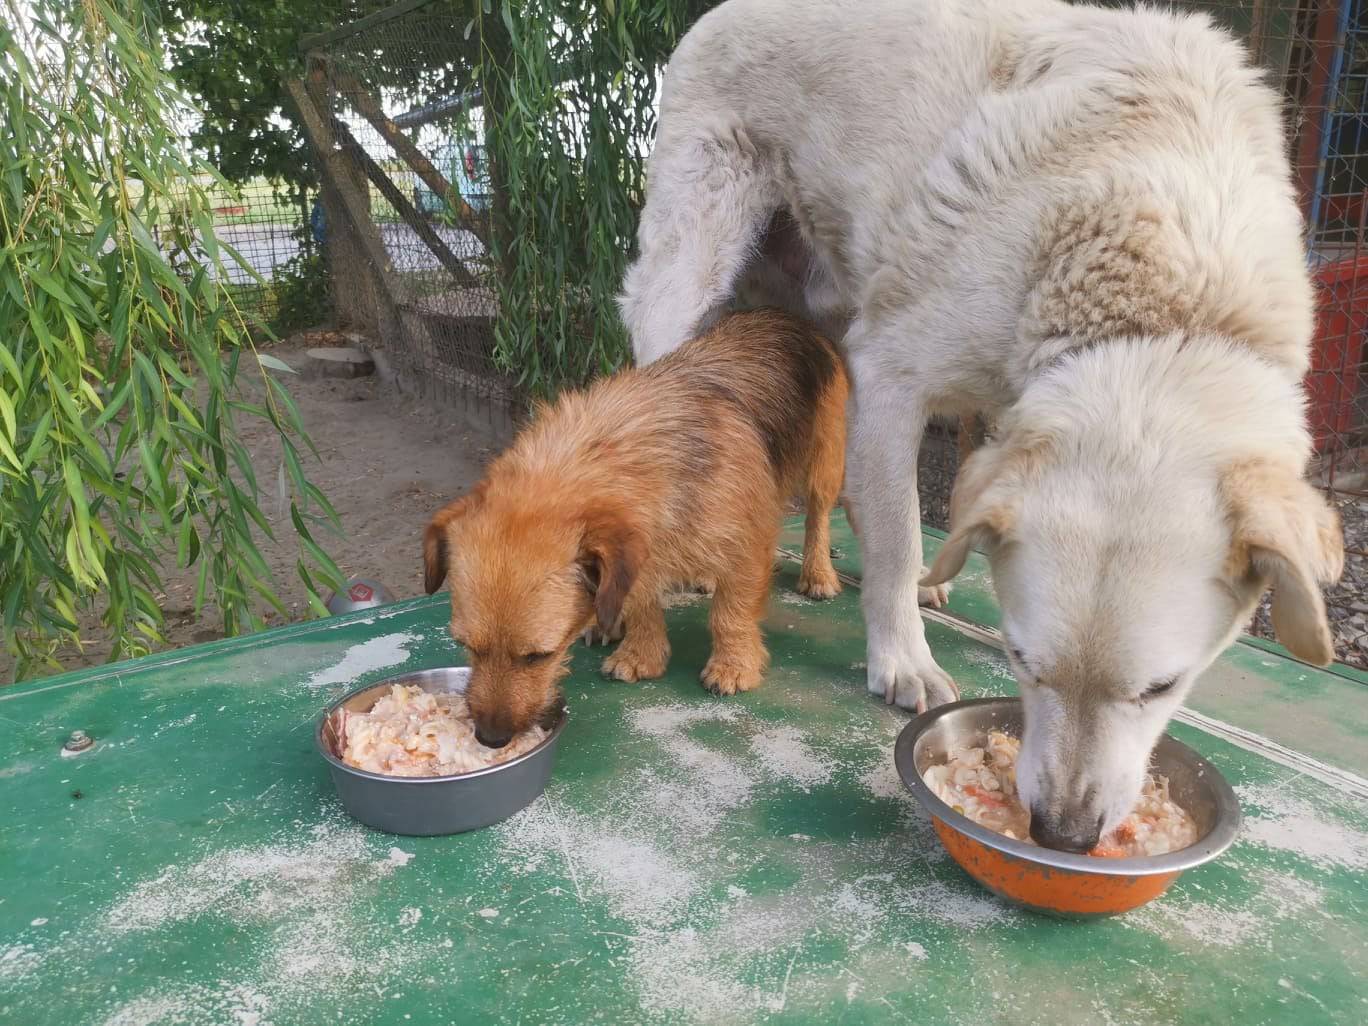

{"left": 1223, "top": 461, "right": 1343, "bottom": 665}
{"left": 923, "top": 437, "right": 1037, "bottom": 586}
{"left": 578, "top": 507, "right": 646, "bottom": 633}
{"left": 422, "top": 484, "right": 487, "bottom": 595}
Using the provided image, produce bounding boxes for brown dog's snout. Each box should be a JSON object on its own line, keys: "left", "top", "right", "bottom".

{"left": 466, "top": 688, "right": 519, "bottom": 749}
{"left": 474, "top": 721, "right": 513, "bottom": 749}
{"left": 465, "top": 664, "right": 556, "bottom": 749}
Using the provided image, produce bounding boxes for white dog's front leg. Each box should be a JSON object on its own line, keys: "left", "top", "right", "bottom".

{"left": 847, "top": 373, "right": 959, "bottom": 714}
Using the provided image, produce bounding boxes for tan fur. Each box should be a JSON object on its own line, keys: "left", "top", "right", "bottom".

{"left": 1221, "top": 460, "right": 1344, "bottom": 665}
{"left": 925, "top": 427, "right": 1053, "bottom": 587}
{"left": 422, "top": 310, "right": 848, "bottom": 741}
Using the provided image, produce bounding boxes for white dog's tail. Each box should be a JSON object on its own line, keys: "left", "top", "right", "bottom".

{"left": 620, "top": 118, "right": 779, "bottom": 365}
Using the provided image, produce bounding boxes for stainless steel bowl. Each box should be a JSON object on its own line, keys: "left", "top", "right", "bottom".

{"left": 316, "top": 666, "right": 566, "bottom": 836}
{"left": 895, "top": 698, "right": 1242, "bottom": 916}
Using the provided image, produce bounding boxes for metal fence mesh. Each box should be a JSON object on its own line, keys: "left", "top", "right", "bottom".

{"left": 150, "top": 178, "right": 327, "bottom": 331}
{"left": 1178, "top": 0, "right": 1368, "bottom": 666}
{"left": 299, "top": 0, "right": 1368, "bottom": 665}
{"left": 299, "top": 3, "right": 514, "bottom": 437}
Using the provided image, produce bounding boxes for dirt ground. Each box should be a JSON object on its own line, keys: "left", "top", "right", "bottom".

{"left": 0, "top": 332, "right": 504, "bottom": 682}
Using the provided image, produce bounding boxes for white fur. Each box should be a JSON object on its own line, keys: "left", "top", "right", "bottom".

{"left": 622, "top": 0, "right": 1340, "bottom": 847}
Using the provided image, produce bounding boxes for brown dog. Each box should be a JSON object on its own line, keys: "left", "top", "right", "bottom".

{"left": 421, "top": 309, "right": 848, "bottom": 748}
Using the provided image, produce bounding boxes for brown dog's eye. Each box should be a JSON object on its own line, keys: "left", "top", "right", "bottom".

{"left": 522, "top": 651, "right": 554, "bottom": 666}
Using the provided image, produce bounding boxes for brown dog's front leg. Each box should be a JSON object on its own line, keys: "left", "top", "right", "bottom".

{"left": 701, "top": 546, "right": 772, "bottom": 696}
{"left": 601, "top": 590, "right": 670, "bottom": 683}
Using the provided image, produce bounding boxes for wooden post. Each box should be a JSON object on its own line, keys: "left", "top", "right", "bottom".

{"left": 331, "top": 121, "right": 483, "bottom": 289}
{"left": 301, "top": 64, "right": 376, "bottom": 332}
{"left": 327, "top": 67, "right": 490, "bottom": 248}
{"left": 288, "top": 74, "right": 402, "bottom": 342}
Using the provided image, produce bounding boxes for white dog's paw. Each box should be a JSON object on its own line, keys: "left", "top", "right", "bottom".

{"left": 866, "top": 645, "right": 959, "bottom": 714}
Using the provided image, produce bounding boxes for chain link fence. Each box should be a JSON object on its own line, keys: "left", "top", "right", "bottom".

{"left": 295, "top": 0, "right": 1368, "bottom": 665}
{"left": 1191, "top": 0, "right": 1368, "bottom": 667}
{"left": 147, "top": 176, "right": 329, "bottom": 334}
{"left": 292, "top": 2, "right": 513, "bottom": 439}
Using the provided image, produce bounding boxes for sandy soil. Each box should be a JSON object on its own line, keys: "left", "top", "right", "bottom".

{"left": 1, "top": 332, "right": 504, "bottom": 682}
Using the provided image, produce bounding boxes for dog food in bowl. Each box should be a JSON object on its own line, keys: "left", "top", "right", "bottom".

{"left": 339, "top": 683, "right": 547, "bottom": 777}
{"left": 922, "top": 729, "right": 1198, "bottom": 857}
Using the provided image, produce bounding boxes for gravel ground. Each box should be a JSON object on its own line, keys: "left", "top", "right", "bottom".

{"left": 1250, "top": 493, "right": 1368, "bottom": 671}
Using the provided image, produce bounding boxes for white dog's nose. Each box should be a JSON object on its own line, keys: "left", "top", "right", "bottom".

{"left": 1028, "top": 805, "right": 1102, "bottom": 853}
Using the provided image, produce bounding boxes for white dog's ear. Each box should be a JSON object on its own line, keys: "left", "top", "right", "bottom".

{"left": 1223, "top": 461, "right": 1344, "bottom": 665}
{"left": 923, "top": 442, "right": 1024, "bottom": 586}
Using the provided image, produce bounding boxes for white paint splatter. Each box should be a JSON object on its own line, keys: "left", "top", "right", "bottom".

{"left": 303, "top": 631, "right": 418, "bottom": 689}
{"left": 961, "top": 647, "right": 1015, "bottom": 684}
{"left": 1234, "top": 785, "right": 1368, "bottom": 870}
{"left": 104, "top": 824, "right": 409, "bottom": 934}
{"left": 477, "top": 908, "right": 500, "bottom": 919}
{"left": 498, "top": 802, "right": 699, "bottom": 928}
{"left": 479, "top": 699, "right": 1012, "bottom": 1021}
{"left": 1130, "top": 862, "right": 1329, "bottom": 949}
{"left": 101, "top": 994, "right": 196, "bottom": 1026}
{"left": 74, "top": 821, "right": 431, "bottom": 1023}
{"left": 750, "top": 725, "right": 830, "bottom": 791}
{"left": 385, "top": 847, "right": 415, "bottom": 869}
{"left": 905, "top": 941, "right": 929, "bottom": 961}
{"left": 624, "top": 704, "right": 757, "bottom": 834}
{"left": 0, "top": 944, "right": 42, "bottom": 981}
{"left": 100, "top": 984, "right": 272, "bottom": 1026}
{"left": 861, "top": 758, "right": 910, "bottom": 800}
{"left": 1134, "top": 900, "right": 1263, "bottom": 948}
{"left": 886, "top": 878, "right": 1012, "bottom": 930}
{"left": 399, "top": 907, "right": 422, "bottom": 927}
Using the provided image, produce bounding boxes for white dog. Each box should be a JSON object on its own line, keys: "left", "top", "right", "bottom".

{"left": 620, "top": 0, "right": 1343, "bottom": 851}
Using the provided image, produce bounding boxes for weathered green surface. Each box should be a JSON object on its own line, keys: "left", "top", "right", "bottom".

{"left": 2, "top": 515, "right": 1366, "bottom": 1026}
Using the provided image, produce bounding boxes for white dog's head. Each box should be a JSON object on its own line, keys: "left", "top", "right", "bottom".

{"left": 923, "top": 343, "right": 1343, "bottom": 852}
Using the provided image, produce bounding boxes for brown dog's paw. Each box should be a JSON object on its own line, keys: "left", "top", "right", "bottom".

{"left": 700, "top": 651, "right": 766, "bottom": 696}
{"left": 797, "top": 567, "right": 841, "bottom": 600}
{"left": 917, "top": 575, "right": 950, "bottom": 609}
{"left": 602, "top": 645, "right": 668, "bottom": 683}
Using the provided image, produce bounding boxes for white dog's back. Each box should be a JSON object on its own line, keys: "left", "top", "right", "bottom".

{"left": 640, "top": 0, "right": 1312, "bottom": 390}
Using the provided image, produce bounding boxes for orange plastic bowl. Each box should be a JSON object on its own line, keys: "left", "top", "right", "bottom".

{"left": 895, "top": 698, "right": 1240, "bottom": 917}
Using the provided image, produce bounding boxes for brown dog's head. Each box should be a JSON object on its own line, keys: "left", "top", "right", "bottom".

{"left": 423, "top": 483, "right": 644, "bottom": 747}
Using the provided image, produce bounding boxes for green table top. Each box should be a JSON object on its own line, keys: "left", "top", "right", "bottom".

{"left": 2, "top": 514, "right": 1365, "bottom": 1026}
